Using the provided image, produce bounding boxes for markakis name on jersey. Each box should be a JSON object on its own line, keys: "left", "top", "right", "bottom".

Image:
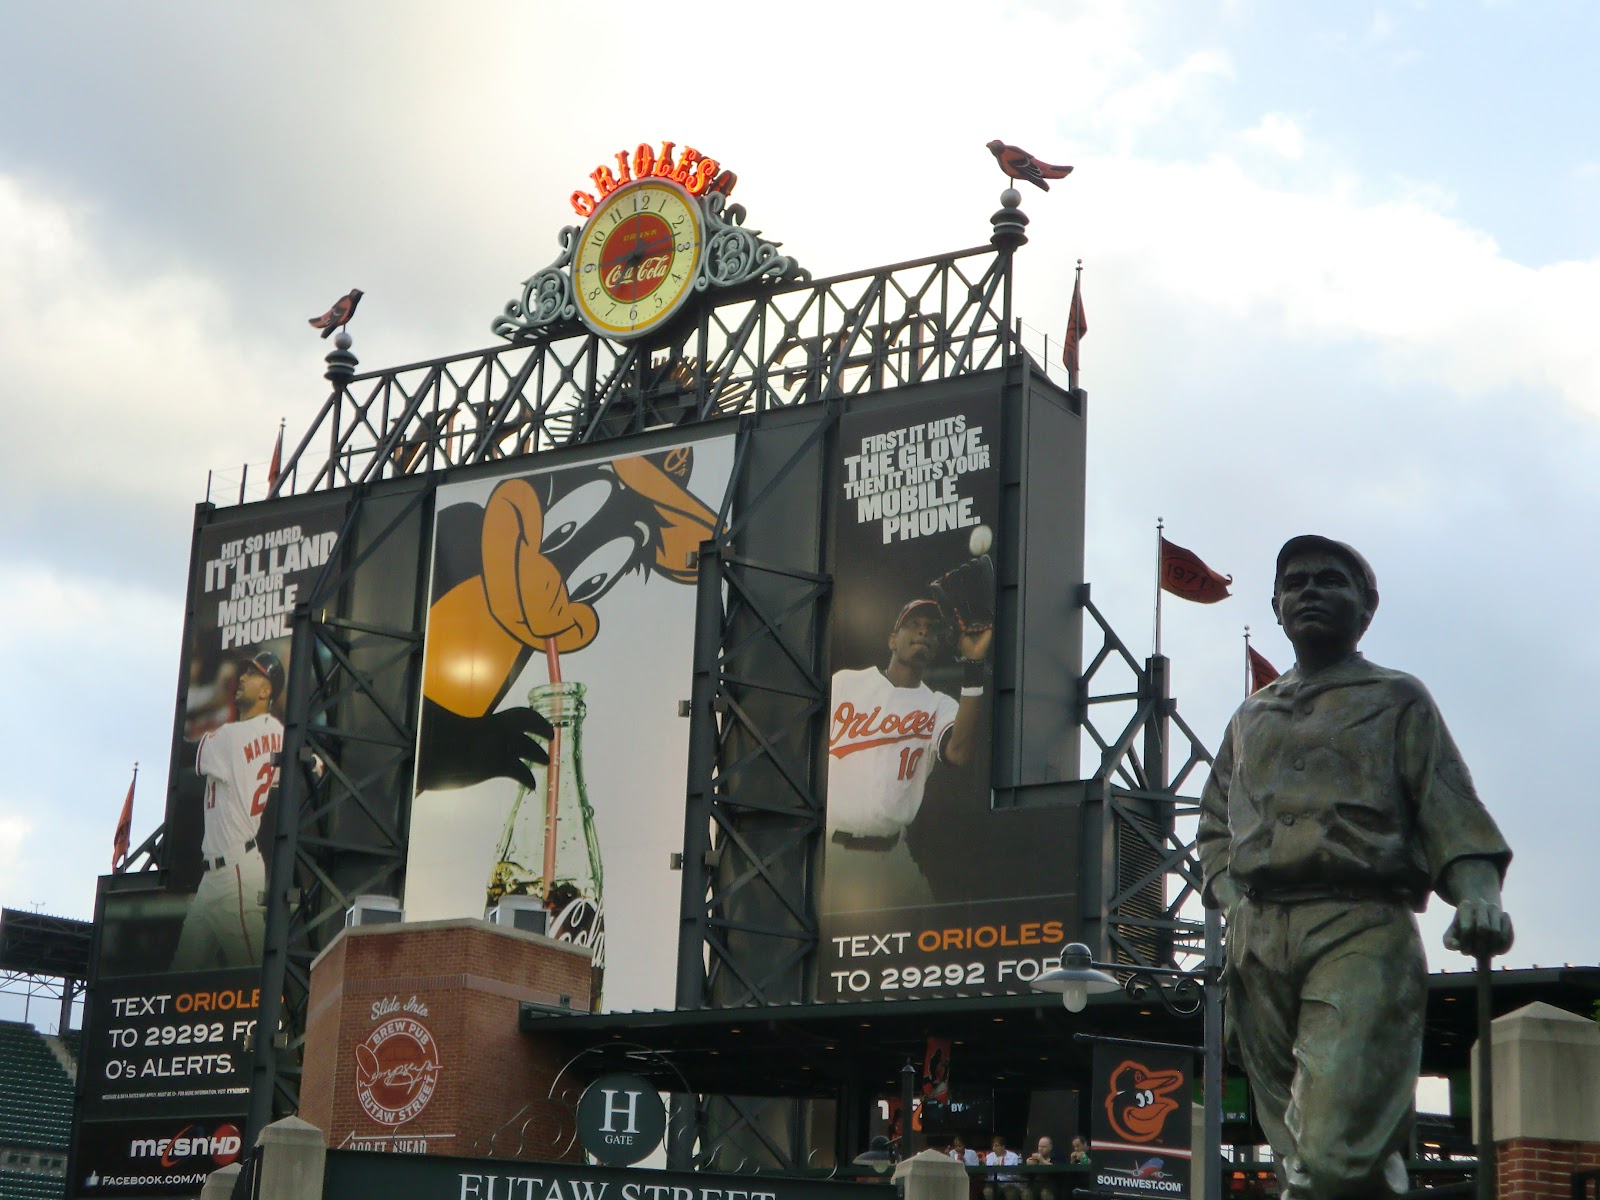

{"left": 571, "top": 142, "right": 738, "bottom": 216}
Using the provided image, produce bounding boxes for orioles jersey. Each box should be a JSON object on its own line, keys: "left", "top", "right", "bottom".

{"left": 826, "top": 667, "right": 959, "bottom": 837}
{"left": 195, "top": 713, "right": 282, "bottom": 859}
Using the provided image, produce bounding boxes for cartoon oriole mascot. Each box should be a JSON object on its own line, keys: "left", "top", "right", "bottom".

{"left": 417, "top": 447, "right": 716, "bottom": 791}
{"left": 1105, "top": 1060, "right": 1184, "bottom": 1144}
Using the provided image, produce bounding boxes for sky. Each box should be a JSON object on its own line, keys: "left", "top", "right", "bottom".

{"left": 2, "top": 0, "right": 1597, "bottom": 1027}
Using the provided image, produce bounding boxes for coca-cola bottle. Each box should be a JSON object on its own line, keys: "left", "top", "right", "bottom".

{"left": 485, "top": 682, "right": 605, "bottom": 1007}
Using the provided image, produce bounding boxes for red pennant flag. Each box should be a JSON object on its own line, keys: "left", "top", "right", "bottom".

{"left": 922, "top": 1036, "right": 952, "bottom": 1101}
{"left": 1063, "top": 269, "right": 1088, "bottom": 375}
{"left": 1160, "top": 537, "right": 1232, "bottom": 603}
{"left": 1247, "top": 646, "right": 1280, "bottom": 692}
{"left": 267, "top": 422, "right": 284, "bottom": 493}
{"left": 112, "top": 767, "right": 136, "bottom": 870}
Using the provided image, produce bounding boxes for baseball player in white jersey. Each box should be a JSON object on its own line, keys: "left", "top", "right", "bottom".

{"left": 824, "top": 598, "right": 993, "bottom": 912}
{"left": 170, "top": 649, "right": 283, "bottom": 971}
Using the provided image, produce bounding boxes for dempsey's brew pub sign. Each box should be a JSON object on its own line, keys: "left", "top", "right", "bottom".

{"left": 493, "top": 140, "right": 807, "bottom": 343}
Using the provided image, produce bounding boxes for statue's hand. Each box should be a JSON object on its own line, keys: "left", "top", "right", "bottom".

{"left": 1441, "top": 857, "right": 1514, "bottom": 958}
{"left": 1444, "top": 899, "right": 1514, "bottom": 958}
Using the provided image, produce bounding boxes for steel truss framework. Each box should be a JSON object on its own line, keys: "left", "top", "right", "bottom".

{"left": 268, "top": 245, "right": 1012, "bottom": 500}
{"left": 1075, "top": 589, "right": 1213, "bottom": 972}
{"left": 242, "top": 485, "right": 427, "bottom": 1139}
{"left": 109, "top": 209, "right": 1214, "bottom": 1163}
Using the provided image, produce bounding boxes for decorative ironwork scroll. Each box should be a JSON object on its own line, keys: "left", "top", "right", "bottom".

{"left": 697, "top": 196, "right": 808, "bottom": 291}
{"left": 491, "top": 225, "right": 580, "bottom": 340}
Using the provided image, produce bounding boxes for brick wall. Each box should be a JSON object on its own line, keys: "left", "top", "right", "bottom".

{"left": 1497, "top": 1137, "right": 1600, "bottom": 1200}
{"left": 298, "top": 918, "right": 593, "bottom": 1161}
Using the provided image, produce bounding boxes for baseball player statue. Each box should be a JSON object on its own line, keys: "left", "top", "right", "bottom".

{"left": 1198, "top": 536, "right": 1512, "bottom": 1200}
{"left": 824, "top": 551, "right": 995, "bottom": 913}
{"left": 170, "top": 649, "right": 285, "bottom": 971}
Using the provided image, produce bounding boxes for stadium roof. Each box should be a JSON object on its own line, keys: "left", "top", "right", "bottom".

{"left": 0, "top": 909, "right": 93, "bottom": 981}
{"left": 518, "top": 966, "right": 1600, "bottom": 1100}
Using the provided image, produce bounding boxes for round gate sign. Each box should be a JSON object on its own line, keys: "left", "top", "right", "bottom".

{"left": 575, "top": 1073, "right": 666, "bottom": 1165}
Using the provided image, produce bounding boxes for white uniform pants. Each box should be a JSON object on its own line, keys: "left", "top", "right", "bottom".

{"left": 170, "top": 849, "right": 267, "bottom": 971}
{"left": 822, "top": 833, "right": 934, "bottom": 914}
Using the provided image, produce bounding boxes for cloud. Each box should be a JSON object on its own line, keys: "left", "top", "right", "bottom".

{"left": 0, "top": 811, "right": 34, "bottom": 891}
{"left": 1021, "top": 154, "right": 1600, "bottom": 419}
{"left": 0, "top": 174, "right": 312, "bottom": 513}
{"left": 1241, "top": 113, "right": 1306, "bottom": 160}
{"left": 0, "top": 561, "right": 181, "bottom": 918}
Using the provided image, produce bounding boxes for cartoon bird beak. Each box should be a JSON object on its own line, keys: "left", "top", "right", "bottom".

{"left": 481, "top": 479, "right": 599, "bottom": 654}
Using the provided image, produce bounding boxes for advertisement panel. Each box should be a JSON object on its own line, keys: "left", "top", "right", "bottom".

{"left": 72, "top": 499, "right": 345, "bottom": 1198}
{"left": 818, "top": 392, "right": 1071, "bottom": 1001}
{"left": 323, "top": 1150, "right": 889, "bottom": 1200}
{"left": 1088, "top": 1044, "right": 1193, "bottom": 1200}
{"left": 163, "top": 499, "right": 347, "bottom": 929}
{"left": 73, "top": 886, "right": 262, "bottom": 1196}
{"left": 404, "top": 437, "right": 735, "bottom": 1013}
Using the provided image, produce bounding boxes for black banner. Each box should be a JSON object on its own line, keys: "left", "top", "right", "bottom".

{"left": 1088, "top": 1044, "right": 1193, "bottom": 1199}
{"left": 324, "top": 1153, "right": 889, "bottom": 1200}
{"left": 72, "top": 883, "right": 261, "bottom": 1197}
{"left": 164, "top": 498, "right": 346, "bottom": 898}
{"left": 72, "top": 1115, "right": 244, "bottom": 1196}
{"left": 818, "top": 391, "right": 1073, "bottom": 1001}
{"left": 71, "top": 497, "right": 344, "bottom": 1199}
{"left": 77, "top": 969, "right": 256, "bottom": 1115}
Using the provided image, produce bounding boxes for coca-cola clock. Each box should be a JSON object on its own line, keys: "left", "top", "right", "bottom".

{"left": 572, "top": 178, "right": 704, "bottom": 339}
{"left": 490, "top": 141, "right": 809, "bottom": 342}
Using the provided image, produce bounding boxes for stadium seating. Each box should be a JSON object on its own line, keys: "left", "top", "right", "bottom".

{"left": 0, "top": 1019, "right": 74, "bottom": 1198}
{"left": 0, "top": 1163, "right": 69, "bottom": 1200}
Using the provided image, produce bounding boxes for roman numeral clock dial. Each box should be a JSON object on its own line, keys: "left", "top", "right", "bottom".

{"left": 573, "top": 179, "right": 705, "bottom": 339}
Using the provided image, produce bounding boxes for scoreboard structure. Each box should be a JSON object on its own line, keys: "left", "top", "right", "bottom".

{"left": 77, "top": 157, "right": 1216, "bottom": 1191}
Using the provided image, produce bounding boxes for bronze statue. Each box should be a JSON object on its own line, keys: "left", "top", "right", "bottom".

{"left": 1198, "top": 535, "right": 1513, "bottom": 1200}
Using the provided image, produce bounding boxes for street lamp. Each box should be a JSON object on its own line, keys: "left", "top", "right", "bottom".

{"left": 1030, "top": 911, "right": 1225, "bottom": 1200}
{"left": 1029, "top": 942, "right": 1122, "bottom": 1012}
{"left": 852, "top": 1136, "right": 895, "bottom": 1174}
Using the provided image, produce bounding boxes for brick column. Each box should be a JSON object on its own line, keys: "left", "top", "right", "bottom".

{"left": 1476, "top": 1001, "right": 1600, "bottom": 1200}
{"left": 298, "top": 917, "right": 593, "bottom": 1160}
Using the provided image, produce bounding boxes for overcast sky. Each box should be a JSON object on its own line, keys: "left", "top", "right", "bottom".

{"left": 2, "top": 1, "right": 1596, "bottom": 1020}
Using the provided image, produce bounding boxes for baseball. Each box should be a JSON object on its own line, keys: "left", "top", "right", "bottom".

{"left": 968, "top": 524, "right": 993, "bottom": 556}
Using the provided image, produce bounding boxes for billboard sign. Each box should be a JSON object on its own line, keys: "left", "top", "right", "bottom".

{"left": 405, "top": 437, "right": 734, "bottom": 1013}
{"left": 72, "top": 499, "right": 344, "bottom": 1198}
{"left": 163, "top": 500, "right": 347, "bottom": 923}
{"left": 73, "top": 884, "right": 263, "bottom": 1197}
{"left": 818, "top": 391, "right": 1071, "bottom": 1001}
{"left": 1088, "top": 1044, "right": 1192, "bottom": 1200}
{"left": 73, "top": 1115, "right": 243, "bottom": 1196}
{"left": 323, "top": 1151, "right": 888, "bottom": 1200}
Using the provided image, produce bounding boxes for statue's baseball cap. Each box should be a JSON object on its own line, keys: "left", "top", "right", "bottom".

{"left": 893, "top": 598, "right": 943, "bottom": 632}
{"left": 242, "top": 649, "right": 286, "bottom": 697}
{"left": 1275, "top": 535, "right": 1379, "bottom": 609}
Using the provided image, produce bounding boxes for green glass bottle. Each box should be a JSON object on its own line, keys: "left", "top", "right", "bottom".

{"left": 486, "top": 681, "right": 605, "bottom": 1005}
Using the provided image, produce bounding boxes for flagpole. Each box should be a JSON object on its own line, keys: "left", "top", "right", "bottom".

{"left": 1154, "top": 517, "right": 1164, "bottom": 658}
{"left": 1243, "top": 626, "right": 1251, "bottom": 698}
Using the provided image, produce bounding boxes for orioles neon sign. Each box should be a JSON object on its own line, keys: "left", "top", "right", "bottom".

{"left": 571, "top": 141, "right": 737, "bottom": 216}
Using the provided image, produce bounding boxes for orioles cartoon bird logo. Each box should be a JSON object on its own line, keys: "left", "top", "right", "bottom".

{"left": 416, "top": 448, "right": 717, "bottom": 792}
{"left": 1104, "top": 1059, "right": 1185, "bottom": 1144}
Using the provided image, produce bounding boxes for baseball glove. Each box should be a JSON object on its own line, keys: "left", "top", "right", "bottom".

{"left": 929, "top": 554, "right": 995, "bottom": 635}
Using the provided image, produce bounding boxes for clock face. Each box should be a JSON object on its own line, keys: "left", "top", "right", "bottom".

{"left": 573, "top": 179, "right": 704, "bottom": 338}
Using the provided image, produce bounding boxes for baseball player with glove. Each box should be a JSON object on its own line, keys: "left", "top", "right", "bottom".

{"left": 824, "top": 552, "right": 996, "bottom": 912}
{"left": 170, "top": 648, "right": 283, "bottom": 971}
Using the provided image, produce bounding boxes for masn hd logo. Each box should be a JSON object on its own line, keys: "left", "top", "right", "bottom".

{"left": 129, "top": 1122, "right": 242, "bottom": 1168}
